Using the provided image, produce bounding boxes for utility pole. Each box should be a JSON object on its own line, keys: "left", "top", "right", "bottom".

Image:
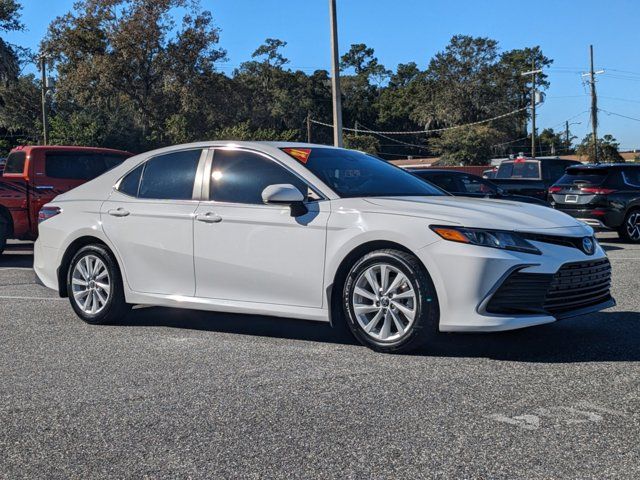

{"left": 328, "top": 0, "right": 343, "bottom": 147}
{"left": 521, "top": 62, "right": 542, "bottom": 158}
{"left": 582, "top": 45, "right": 604, "bottom": 164}
{"left": 306, "top": 112, "right": 312, "bottom": 143}
{"left": 40, "top": 55, "right": 49, "bottom": 146}
{"left": 566, "top": 120, "right": 570, "bottom": 152}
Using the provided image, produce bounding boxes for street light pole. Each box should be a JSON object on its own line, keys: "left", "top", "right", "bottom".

{"left": 40, "top": 55, "right": 49, "bottom": 146}
{"left": 328, "top": 0, "right": 343, "bottom": 147}
{"left": 521, "top": 63, "right": 542, "bottom": 158}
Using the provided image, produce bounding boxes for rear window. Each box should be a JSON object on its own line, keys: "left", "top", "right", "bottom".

{"left": 496, "top": 161, "right": 540, "bottom": 179}
{"left": 45, "top": 152, "right": 128, "bottom": 180}
{"left": 557, "top": 167, "right": 609, "bottom": 186}
{"left": 4, "top": 151, "right": 26, "bottom": 175}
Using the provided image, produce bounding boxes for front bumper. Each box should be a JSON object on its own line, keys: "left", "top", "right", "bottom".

{"left": 416, "top": 234, "right": 614, "bottom": 332}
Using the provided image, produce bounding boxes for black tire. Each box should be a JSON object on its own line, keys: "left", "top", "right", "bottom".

{"left": 0, "top": 220, "right": 7, "bottom": 256}
{"left": 342, "top": 249, "right": 439, "bottom": 354}
{"left": 67, "top": 244, "right": 130, "bottom": 324}
{"left": 618, "top": 209, "right": 640, "bottom": 243}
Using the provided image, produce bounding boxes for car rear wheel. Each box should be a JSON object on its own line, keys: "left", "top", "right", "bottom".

{"left": 619, "top": 210, "right": 640, "bottom": 243}
{"left": 67, "top": 245, "right": 130, "bottom": 324}
{"left": 342, "top": 249, "right": 439, "bottom": 354}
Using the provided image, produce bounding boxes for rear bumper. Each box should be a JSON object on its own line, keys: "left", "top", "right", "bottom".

{"left": 555, "top": 207, "right": 624, "bottom": 230}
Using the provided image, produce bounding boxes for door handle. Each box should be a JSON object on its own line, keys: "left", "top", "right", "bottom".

{"left": 196, "top": 212, "right": 222, "bottom": 223}
{"left": 108, "top": 208, "right": 130, "bottom": 217}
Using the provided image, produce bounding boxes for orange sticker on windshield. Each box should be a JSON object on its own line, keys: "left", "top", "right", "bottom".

{"left": 282, "top": 148, "right": 311, "bottom": 164}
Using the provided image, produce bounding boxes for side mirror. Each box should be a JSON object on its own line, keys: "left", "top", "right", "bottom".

{"left": 261, "top": 184, "right": 305, "bottom": 204}
{"left": 262, "top": 184, "right": 307, "bottom": 217}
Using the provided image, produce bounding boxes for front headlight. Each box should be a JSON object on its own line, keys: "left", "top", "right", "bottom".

{"left": 430, "top": 225, "right": 541, "bottom": 255}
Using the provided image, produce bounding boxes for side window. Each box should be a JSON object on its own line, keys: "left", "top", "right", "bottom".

{"left": 428, "top": 174, "right": 458, "bottom": 192}
{"left": 623, "top": 169, "right": 640, "bottom": 187}
{"left": 210, "top": 149, "right": 310, "bottom": 204}
{"left": 459, "top": 175, "right": 488, "bottom": 194}
{"left": 138, "top": 150, "right": 202, "bottom": 200}
{"left": 4, "top": 151, "right": 26, "bottom": 175}
{"left": 45, "top": 153, "right": 129, "bottom": 180}
{"left": 117, "top": 164, "right": 144, "bottom": 197}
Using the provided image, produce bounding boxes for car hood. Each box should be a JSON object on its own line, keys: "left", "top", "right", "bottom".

{"left": 359, "top": 196, "right": 591, "bottom": 234}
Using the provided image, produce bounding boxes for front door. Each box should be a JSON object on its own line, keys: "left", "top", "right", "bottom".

{"left": 101, "top": 149, "right": 205, "bottom": 296}
{"left": 193, "top": 148, "right": 329, "bottom": 308}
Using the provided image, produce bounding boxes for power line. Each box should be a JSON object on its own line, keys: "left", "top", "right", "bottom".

{"left": 599, "top": 109, "right": 640, "bottom": 123}
{"left": 310, "top": 105, "right": 530, "bottom": 136}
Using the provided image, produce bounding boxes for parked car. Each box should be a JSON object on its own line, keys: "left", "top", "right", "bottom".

{"left": 35, "top": 142, "right": 613, "bottom": 354}
{"left": 491, "top": 156, "right": 582, "bottom": 200}
{"left": 0, "top": 145, "right": 132, "bottom": 255}
{"left": 548, "top": 163, "right": 640, "bottom": 242}
{"left": 410, "top": 169, "right": 549, "bottom": 206}
{"left": 482, "top": 167, "right": 497, "bottom": 179}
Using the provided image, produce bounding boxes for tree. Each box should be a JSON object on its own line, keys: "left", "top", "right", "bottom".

{"left": 343, "top": 134, "right": 380, "bottom": 154}
{"left": 538, "top": 128, "right": 565, "bottom": 155}
{"left": 430, "top": 125, "right": 506, "bottom": 165}
{"left": 576, "top": 134, "right": 623, "bottom": 163}
{"left": 0, "top": 0, "right": 23, "bottom": 82}
{"left": 43, "top": 0, "right": 226, "bottom": 152}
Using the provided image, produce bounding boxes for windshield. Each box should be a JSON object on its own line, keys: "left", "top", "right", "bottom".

{"left": 557, "top": 168, "right": 609, "bottom": 186}
{"left": 286, "top": 148, "right": 444, "bottom": 198}
{"left": 496, "top": 161, "right": 541, "bottom": 179}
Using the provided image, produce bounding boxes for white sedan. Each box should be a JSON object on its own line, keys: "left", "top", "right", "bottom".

{"left": 34, "top": 142, "right": 615, "bottom": 353}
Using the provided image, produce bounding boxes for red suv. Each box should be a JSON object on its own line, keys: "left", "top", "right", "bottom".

{"left": 0, "top": 145, "right": 132, "bottom": 254}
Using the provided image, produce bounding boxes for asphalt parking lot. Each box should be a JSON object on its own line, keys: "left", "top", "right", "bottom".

{"left": 1, "top": 234, "right": 639, "bottom": 479}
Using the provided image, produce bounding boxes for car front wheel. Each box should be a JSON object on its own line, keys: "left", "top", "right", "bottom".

{"left": 67, "top": 244, "right": 131, "bottom": 324}
{"left": 342, "top": 249, "right": 439, "bottom": 354}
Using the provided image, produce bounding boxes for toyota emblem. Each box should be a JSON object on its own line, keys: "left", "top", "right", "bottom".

{"left": 582, "top": 237, "right": 595, "bottom": 255}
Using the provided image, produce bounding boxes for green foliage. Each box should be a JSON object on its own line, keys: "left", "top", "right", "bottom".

{"left": 430, "top": 125, "right": 506, "bottom": 165}
{"left": 213, "top": 122, "right": 299, "bottom": 142}
{"left": 343, "top": 134, "right": 380, "bottom": 154}
{"left": 1, "top": 8, "right": 570, "bottom": 165}
{"left": 0, "top": 0, "right": 23, "bottom": 82}
{"left": 576, "top": 134, "right": 623, "bottom": 163}
{"left": 538, "top": 128, "right": 567, "bottom": 155}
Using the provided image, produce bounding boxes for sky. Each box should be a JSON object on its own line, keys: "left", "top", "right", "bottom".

{"left": 6, "top": 0, "right": 640, "bottom": 150}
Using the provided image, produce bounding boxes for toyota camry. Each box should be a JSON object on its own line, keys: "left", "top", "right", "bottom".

{"left": 34, "top": 142, "right": 615, "bottom": 353}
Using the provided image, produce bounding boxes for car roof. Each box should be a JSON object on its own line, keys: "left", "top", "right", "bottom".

{"left": 10, "top": 145, "right": 132, "bottom": 155}
{"left": 567, "top": 163, "right": 640, "bottom": 170}
{"left": 408, "top": 169, "right": 476, "bottom": 176}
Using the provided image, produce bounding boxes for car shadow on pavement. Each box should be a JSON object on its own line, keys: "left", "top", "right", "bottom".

{"left": 118, "top": 307, "right": 640, "bottom": 362}
{"left": 419, "top": 311, "right": 640, "bottom": 362}
{"left": 0, "top": 246, "right": 34, "bottom": 269}
{"left": 120, "top": 306, "right": 359, "bottom": 346}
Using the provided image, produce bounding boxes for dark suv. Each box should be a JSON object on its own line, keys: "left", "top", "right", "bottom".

{"left": 548, "top": 164, "right": 640, "bottom": 242}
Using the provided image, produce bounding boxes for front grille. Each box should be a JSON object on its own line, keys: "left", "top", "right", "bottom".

{"left": 486, "top": 258, "right": 612, "bottom": 318}
{"left": 544, "top": 258, "right": 612, "bottom": 315}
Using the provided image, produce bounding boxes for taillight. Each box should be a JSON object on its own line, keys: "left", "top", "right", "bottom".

{"left": 38, "top": 206, "right": 61, "bottom": 224}
{"left": 580, "top": 187, "right": 616, "bottom": 195}
{"left": 548, "top": 186, "right": 562, "bottom": 193}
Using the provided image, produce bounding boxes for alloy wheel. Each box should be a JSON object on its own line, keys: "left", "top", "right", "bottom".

{"left": 351, "top": 262, "right": 417, "bottom": 342}
{"left": 627, "top": 212, "right": 640, "bottom": 241}
{"left": 71, "top": 254, "right": 111, "bottom": 315}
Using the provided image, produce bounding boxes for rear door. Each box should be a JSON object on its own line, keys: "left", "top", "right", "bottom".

{"left": 101, "top": 148, "right": 206, "bottom": 296}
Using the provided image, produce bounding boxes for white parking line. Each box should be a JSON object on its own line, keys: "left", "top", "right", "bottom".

{"left": 0, "top": 295, "right": 64, "bottom": 301}
{"left": 0, "top": 267, "right": 34, "bottom": 271}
